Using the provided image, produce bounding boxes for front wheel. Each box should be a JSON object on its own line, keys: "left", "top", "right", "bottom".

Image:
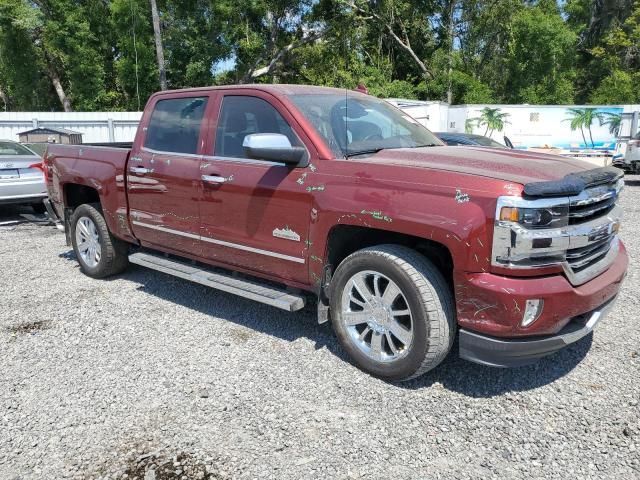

{"left": 330, "top": 245, "right": 455, "bottom": 382}
{"left": 70, "top": 203, "right": 129, "bottom": 278}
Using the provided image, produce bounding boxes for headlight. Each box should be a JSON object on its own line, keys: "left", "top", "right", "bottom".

{"left": 492, "top": 196, "right": 571, "bottom": 269}
{"left": 499, "top": 205, "right": 569, "bottom": 229}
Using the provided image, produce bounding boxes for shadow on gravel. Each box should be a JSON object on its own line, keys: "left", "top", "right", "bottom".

{"left": 113, "top": 264, "right": 592, "bottom": 397}
{"left": 401, "top": 334, "right": 593, "bottom": 397}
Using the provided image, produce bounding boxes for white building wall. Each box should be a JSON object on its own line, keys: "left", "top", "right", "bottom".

{"left": 0, "top": 111, "right": 142, "bottom": 143}
{"left": 397, "top": 101, "right": 640, "bottom": 150}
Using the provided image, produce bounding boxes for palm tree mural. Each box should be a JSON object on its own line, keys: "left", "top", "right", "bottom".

{"left": 469, "top": 107, "right": 510, "bottom": 137}
{"left": 564, "top": 108, "right": 599, "bottom": 148}
{"left": 598, "top": 111, "right": 622, "bottom": 137}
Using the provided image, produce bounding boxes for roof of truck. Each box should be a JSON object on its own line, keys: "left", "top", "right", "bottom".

{"left": 152, "top": 84, "right": 363, "bottom": 98}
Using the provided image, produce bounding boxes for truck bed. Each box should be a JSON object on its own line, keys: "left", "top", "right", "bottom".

{"left": 45, "top": 143, "right": 133, "bottom": 242}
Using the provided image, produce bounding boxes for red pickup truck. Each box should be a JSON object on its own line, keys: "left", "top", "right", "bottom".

{"left": 44, "top": 85, "right": 628, "bottom": 381}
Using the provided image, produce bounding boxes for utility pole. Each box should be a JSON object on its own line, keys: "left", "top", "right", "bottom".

{"left": 150, "top": 0, "right": 167, "bottom": 90}
{"left": 446, "top": 0, "right": 455, "bottom": 105}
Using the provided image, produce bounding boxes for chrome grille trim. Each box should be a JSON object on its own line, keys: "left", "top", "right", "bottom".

{"left": 492, "top": 178, "right": 623, "bottom": 286}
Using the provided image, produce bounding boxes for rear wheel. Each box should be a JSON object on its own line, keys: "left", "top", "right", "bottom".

{"left": 330, "top": 245, "right": 455, "bottom": 382}
{"left": 70, "top": 203, "right": 128, "bottom": 278}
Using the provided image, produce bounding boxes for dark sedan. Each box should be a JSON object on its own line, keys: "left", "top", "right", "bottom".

{"left": 434, "top": 132, "right": 510, "bottom": 148}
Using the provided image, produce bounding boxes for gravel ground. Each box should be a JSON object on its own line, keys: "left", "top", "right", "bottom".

{"left": 1, "top": 179, "right": 639, "bottom": 480}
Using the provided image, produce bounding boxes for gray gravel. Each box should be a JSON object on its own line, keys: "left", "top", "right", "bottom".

{"left": 1, "top": 177, "right": 639, "bottom": 480}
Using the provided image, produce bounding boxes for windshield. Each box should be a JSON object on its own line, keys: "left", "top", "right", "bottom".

{"left": 287, "top": 92, "right": 442, "bottom": 158}
{"left": 0, "top": 142, "right": 36, "bottom": 156}
{"left": 470, "top": 136, "right": 506, "bottom": 148}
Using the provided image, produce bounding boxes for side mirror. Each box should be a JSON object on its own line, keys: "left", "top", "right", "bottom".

{"left": 504, "top": 136, "right": 514, "bottom": 149}
{"left": 242, "top": 133, "right": 306, "bottom": 166}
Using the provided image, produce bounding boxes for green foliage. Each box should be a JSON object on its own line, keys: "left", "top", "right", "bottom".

{"left": 0, "top": 0, "right": 638, "bottom": 111}
{"left": 469, "top": 107, "right": 510, "bottom": 136}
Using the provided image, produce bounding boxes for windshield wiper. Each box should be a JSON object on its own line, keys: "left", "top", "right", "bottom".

{"left": 410, "top": 143, "right": 440, "bottom": 148}
{"left": 345, "top": 147, "right": 386, "bottom": 158}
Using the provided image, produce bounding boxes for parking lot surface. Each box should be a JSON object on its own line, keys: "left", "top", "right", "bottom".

{"left": 1, "top": 179, "right": 639, "bottom": 479}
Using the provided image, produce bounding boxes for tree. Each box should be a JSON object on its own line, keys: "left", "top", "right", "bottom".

{"left": 149, "top": 0, "right": 167, "bottom": 90}
{"left": 564, "top": 107, "right": 599, "bottom": 147}
{"left": 598, "top": 111, "right": 622, "bottom": 136}
{"left": 469, "top": 107, "right": 510, "bottom": 137}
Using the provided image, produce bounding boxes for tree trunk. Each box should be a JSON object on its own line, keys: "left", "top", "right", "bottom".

{"left": 588, "top": 127, "right": 595, "bottom": 148}
{"left": 580, "top": 127, "right": 587, "bottom": 148}
{"left": 0, "top": 85, "right": 9, "bottom": 111}
{"left": 150, "top": 0, "right": 167, "bottom": 90}
{"left": 50, "top": 69, "right": 72, "bottom": 112}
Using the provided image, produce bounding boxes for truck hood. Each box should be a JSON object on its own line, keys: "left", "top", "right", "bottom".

{"left": 365, "top": 146, "right": 594, "bottom": 185}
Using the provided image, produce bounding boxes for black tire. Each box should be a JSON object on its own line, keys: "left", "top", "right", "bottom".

{"left": 70, "top": 203, "right": 129, "bottom": 278}
{"left": 330, "top": 244, "right": 456, "bottom": 382}
{"left": 31, "top": 202, "right": 46, "bottom": 214}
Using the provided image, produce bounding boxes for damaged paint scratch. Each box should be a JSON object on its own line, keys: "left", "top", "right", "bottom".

{"left": 306, "top": 185, "right": 325, "bottom": 192}
{"left": 474, "top": 304, "right": 498, "bottom": 317}
{"left": 296, "top": 172, "right": 308, "bottom": 185}
{"left": 310, "top": 255, "right": 323, "bottom": 263}
{"left": 360, "top": 210, "right": 393, "bottom": 223}
{"left": 308, "top": 163, "right": 317, "bottom": 172}
{"left": 455, "top": 189, "right": 470, "bottom": 203}
{"left": 513, "top": 299, "right": 522, "bottom": 313}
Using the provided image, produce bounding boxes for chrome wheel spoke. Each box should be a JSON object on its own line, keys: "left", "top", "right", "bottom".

{"left": 370, "top": 331, "right": 383, "bottom": 360}
{"left": 343, "top": 310, "right": 371, "bottom": 326}
{"left": 351, "top": 276, "right": 374, "bottom": 304}
{"left": 385, "top": 332, "right": 399, "bottom": 355}
{"left": 391, "top": 308, "right": 410, "bottom": 317}
{"left": 78, "top": 219, "right": 91, "bottom": 237}
{"left": 381, "top": 281, "right": 401, "bottom": 305}
{"left": 348, "top": 294, "right": 367, "bottom": 308}
{"left": 358, "top": 327, "right": 371, "bottom": 341}
{"left": 372, "top": 274, "right": 383, "bottom": 298}
{"left": 388, "top": 319, "right": 411, "bottom": 345}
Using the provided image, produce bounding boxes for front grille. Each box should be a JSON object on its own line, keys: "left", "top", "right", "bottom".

{"left": 566, "top": 233, "right": 614, "bottom": 272}
{"left": 568, "top": 187, "right": 617, "bottom": 224}
{"left": 565, "top": 181, "right": 621, "bottom": 279}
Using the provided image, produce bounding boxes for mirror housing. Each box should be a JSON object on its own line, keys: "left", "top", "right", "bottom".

{"left": 242, "top": 133, "right": 306, "bottom": 166}
{"left": 504, "top": 136, "right": 514, "bottom": 149}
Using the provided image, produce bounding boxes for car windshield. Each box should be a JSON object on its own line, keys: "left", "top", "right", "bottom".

{"left": 0, "top": 142, "right": 35, "bottom": 156}
{"left": 287, "top": 92, "right": 442, "bottom": 158}
{"left": 471, "top": 136, "right": 506, "bottom": 148}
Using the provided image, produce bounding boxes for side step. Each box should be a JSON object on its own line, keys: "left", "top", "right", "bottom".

{"left": 129, "top": 251, "right": 305, "bottom": 312}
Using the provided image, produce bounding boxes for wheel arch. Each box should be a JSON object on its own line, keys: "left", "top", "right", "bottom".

{"left": 324, "top": 224, "right": 454, "bottom": 288}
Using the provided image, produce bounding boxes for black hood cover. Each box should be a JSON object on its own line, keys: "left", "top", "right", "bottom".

{"left": 523, "top": 166, "right": 623, "bottom": 198}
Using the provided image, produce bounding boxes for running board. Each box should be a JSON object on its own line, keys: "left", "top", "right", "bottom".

{"left": 128, "top": 251, "right": 305, "bottom": 312}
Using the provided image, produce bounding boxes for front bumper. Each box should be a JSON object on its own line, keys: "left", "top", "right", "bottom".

{"left": 459, "top": 296, "right": 617, "bottom": 367}
{"left": 454, "top": 240, "right": 628, "bottom": 338}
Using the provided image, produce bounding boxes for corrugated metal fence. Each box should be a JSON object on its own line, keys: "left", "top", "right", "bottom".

{"left": 0, "top": 112, "right": 143, "bottom": 143}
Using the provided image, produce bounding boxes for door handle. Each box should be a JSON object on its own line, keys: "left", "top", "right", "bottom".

{"left": 130, "top": 166, "right": 153, "bottom": 175}
{"left": 202, "top": 174, "right": 229, "bottom": 184}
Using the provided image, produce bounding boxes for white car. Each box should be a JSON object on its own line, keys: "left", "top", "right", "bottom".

{"left": 0, "top": 140, "right": 47, "bottom": 213}
{"left": 613, "top": 131, "right": 640, "bottom": 173}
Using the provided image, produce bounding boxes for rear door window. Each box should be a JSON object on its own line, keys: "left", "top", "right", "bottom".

{"left": 144, "top": 96, "right": 208, "bottom": 154}
{"left": 214, "top": 96, "right": 303, "bottom": 158}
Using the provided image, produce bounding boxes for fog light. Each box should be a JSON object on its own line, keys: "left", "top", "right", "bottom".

{"left": 521, "top": 299, "right": 544, "bottom": 327}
